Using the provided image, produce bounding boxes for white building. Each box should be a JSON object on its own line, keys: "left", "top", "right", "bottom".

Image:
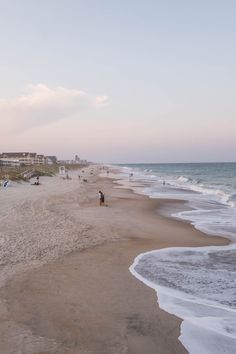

{"left": 0, "top": 152, "right": 46, "bottom": 166}
{"left": 0, "top": 158, "right": 20, "bottom": 167}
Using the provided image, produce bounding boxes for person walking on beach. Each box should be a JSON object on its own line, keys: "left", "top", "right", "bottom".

{"left": 98, "top": 190, "right": 105, "bottom": 206}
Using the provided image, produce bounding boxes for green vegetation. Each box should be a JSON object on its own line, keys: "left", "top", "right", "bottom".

{"left": 0, "top": 163, "right": 87, "bottom": 182}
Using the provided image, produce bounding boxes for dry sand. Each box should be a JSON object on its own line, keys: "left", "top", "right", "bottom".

{"left": 0, "top": 166, "right": 228, "bottom": 354}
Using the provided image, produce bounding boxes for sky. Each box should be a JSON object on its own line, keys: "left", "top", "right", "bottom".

{"left": 0, "top": 0, "right": 235, "bottom": 163}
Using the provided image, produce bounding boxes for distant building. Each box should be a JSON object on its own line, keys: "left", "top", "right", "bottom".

{"left": 75, "top": 155, "right": 80, "bottom": 163}
{"left": 35, "top": 154, "right": 46, "bottom": 165}
{"left": 0, "top": 152, "right": 35, "bottom": 166}
{"left": 80, "top": 160, "right": 88, "bottom": 165}
{"left": 0, "top": 152, "right": 54, "bottom": 166}
{"left": 0, "top": 158, "right": 20, "bottom": 167}
{"left": 45, "top": 156, "right": 58, "bottom": 164}
{"left": 58, "top": 159, "right": 73, "bottom": 165}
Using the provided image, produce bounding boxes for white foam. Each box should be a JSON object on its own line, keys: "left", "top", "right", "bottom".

{"left": 111, "top": 164, "right": 236, "bottom": 353}
{"left": 173, "top": 207, "right": 236, "bottom": 241}
{"left": 178, "top": 176, "right": 190, "bottom": 183}
{"left": 130, "top": 245, "right": 236, "bottom": 354}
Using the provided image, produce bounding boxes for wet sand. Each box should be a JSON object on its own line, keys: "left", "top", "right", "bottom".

{"left": 0, "top": 166, "right": 228, "bottom": 354}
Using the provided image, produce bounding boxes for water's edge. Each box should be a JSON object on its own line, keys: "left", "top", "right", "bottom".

{"left": 104, "top": 165, "right": 236, "bottom": 354}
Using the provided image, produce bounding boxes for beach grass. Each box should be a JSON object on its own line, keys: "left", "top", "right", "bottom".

{"left": 0, "top": 163, "right": 87, "bottom": 182}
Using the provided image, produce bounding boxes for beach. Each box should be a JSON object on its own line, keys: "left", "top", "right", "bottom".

{"left": 0, "top": 165, "right": 228, "bottom": 354}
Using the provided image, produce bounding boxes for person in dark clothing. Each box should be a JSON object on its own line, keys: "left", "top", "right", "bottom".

{"left": 98, "top": 190, "right": 105, "bottom": 206}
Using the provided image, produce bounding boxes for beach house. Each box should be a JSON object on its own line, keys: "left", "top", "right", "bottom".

{"left": 0, "top": 152, "right": 47, "bottom": 166}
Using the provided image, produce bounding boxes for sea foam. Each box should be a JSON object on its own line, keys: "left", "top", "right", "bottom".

{"left": 113, "top": 163, "right": 236, "bottom": 354}
{"left": 130, "top": 246, "right": 236, "bottom": 354}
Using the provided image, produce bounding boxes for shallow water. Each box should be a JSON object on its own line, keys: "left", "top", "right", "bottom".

{"left": 114, "top": 163, "right": 236, "bottom": 354}
{"left": 130, "top": 246, "right": 236, "bottom": 354}
{"left": 117, "top": 163, "right": 236, "bottom": 240}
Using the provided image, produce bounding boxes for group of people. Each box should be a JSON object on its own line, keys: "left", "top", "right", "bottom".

{"left": 2, "top": 167, "right": 107, "bottom": 207}
{"left": 40, "top": 170, "right": 106, "bottom": 206}
{"left": 78, "top": 168, "right": 106, "bottom": 206}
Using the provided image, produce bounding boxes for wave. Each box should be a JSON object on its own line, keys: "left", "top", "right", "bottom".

{"left": 178, "top": 176, "right": 191, "bottom": 183}
{"left": 119, "top": 166, "right": 235, "bottom": 207}
{"left": 114, "top": 164, "right": 236, "bottom": 354}
{"left": 162, "top": 175, "right": 233, "bottom": 208}
{"left": 130, "top": 245, "right": 236, "bottom": 354}
{"left": 188, "top": 185, "right": 233, "bottom": 207}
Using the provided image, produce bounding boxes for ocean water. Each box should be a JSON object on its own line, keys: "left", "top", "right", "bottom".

{"left": 117, "top": 163, "right": 236, "bottom": 239}
{"left": 115, "top": 163, "right": 236, "bottom": 354}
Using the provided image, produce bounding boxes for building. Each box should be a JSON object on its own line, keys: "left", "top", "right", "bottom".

{"left": 0, "top": 152, "right": 33, "bottom": 166}
{"left": 75, "top": 155, "right": 80, "bottom": 163}
{"left": 80, "top": 160, "right": 88, "bottom": 165}
{"left": 45, "top": 156, "right": 58, "bottom": 164}
{"left": 0, "top": 152, "right": 49, "bottom": 166}
{"left": 0, "top": 158, "right": 20, "bottom": 167}
{"left": 34, "top": 154, "right": 46, "bottom": 165}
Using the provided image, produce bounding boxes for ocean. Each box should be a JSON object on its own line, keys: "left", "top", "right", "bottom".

{"left": 114, "top": 163, "right": 236, "bottom": 354}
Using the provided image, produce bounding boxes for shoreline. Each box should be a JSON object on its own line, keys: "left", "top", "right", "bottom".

{"left": 0, "top": 166, "right": 229, "bottom": 353}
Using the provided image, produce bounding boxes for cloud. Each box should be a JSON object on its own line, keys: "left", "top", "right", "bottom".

{"left": 95, "top": 95, "right": 108, "bottom": 104}
{"left": 0, "top": 84, "right": 108, "bottom": 133}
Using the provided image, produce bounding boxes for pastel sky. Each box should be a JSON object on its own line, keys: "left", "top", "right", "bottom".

{"left": 0, "top": 0, "right": 235, "bottom": 163}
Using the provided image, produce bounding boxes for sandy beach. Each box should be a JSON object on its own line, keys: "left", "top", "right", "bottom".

{"left": 0, "top": 165, "right": 228, "bottom": 354}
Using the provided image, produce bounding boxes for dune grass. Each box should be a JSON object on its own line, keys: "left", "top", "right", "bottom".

{"left": 0, "top": 163, "right": 87, "bottom": 182}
